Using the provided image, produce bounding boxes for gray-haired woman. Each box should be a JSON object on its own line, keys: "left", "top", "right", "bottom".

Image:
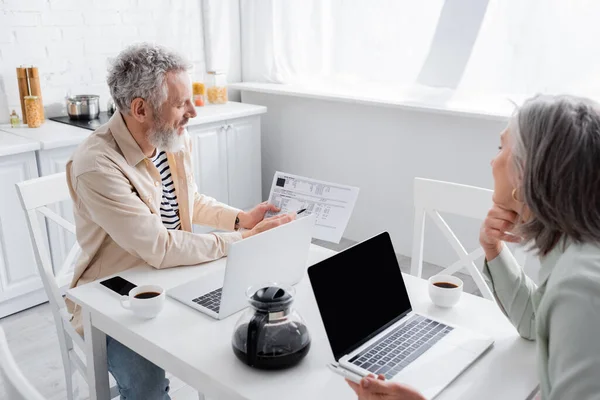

{"left": 348, "top": 95, "right": 600, "bottom": 400}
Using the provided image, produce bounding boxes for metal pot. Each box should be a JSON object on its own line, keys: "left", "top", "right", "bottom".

{"left": 66, "top": 95, "right": 100, "bottom": 120}
{"left": 107, "top": 97, "right": 116, "bottom": 116}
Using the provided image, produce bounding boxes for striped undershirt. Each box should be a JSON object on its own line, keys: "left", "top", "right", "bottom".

{"left": 151, "top": 150, "right": 181, "bottom": 230}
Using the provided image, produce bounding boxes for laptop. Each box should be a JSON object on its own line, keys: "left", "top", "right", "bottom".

{"left": 168, "top": 214, "right": 316, "bottom": 320}
{"left": 308, "top": 232, "right": 494, "bottom": 399}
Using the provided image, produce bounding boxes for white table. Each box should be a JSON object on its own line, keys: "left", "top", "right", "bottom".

{"left": 67, "top": 245, "right": 538, "bottom": 400}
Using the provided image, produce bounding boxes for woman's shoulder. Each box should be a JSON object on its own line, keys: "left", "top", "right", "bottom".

{"left": 547, "top": 241, "right": 600, "bottom": 292}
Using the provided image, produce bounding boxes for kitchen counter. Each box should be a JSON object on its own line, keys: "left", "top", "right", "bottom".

{"left": 0, "top": 129, "right": 40, "bottom": 157}
{"left": 0, "top": 121, "right": 91, "bottom": 150}
{"left": 0, "top": 102, "right": 266, "bottom": 151}
{"left": 188, "top": 102, "right": 266, "bottom": 125}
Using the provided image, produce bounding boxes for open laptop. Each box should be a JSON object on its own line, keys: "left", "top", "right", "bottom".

{"left": 168, "top": 214, "right": 316, "bottom": 320}
{"left": 308, "top": 232, "right": 494, "bottom": 399}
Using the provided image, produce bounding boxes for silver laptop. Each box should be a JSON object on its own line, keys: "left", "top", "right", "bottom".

{"left": 308, "top": 232, "right": 494, "bottom": 399}
{"left": 168, "top": 214, "right": 316, "bottom": 320}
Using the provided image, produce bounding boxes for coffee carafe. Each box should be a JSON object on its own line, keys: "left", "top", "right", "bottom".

{"left": 231, "top": 284, "right": 311, "bottom": 370}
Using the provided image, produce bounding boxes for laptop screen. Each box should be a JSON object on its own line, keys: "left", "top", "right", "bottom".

{"left": 308, "top": 232, "right": 412, "bottom": 361}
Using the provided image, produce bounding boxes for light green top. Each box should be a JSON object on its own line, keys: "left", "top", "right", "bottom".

{"left": 484, "top": 241, "right": 600, "bottom": 400}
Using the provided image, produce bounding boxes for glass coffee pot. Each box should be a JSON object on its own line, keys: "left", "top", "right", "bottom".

{"left": 232, "top": 284, "right": 311, "bottom": 370}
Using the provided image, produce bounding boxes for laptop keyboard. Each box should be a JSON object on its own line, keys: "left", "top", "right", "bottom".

{"left": 350, "top": 315, "right": 453, "bottom": 380}
{"left": 191, "top": 287, "right": 222, "bottom": 313}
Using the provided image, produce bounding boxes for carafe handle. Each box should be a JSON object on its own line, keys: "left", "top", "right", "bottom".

{"left": 247, "top": 311, "right": 268, "bottom": 367}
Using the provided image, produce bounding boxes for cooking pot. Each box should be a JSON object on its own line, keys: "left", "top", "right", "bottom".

{"left": 66, "top": 95, "right": 100, "bottom": 120}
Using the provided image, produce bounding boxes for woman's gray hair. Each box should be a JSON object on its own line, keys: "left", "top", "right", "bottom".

{"left": 510, "top": 94, "right": 600, "bottom": 255}
{"left": 107, "top": 43, "right": 190, "bottom": 114}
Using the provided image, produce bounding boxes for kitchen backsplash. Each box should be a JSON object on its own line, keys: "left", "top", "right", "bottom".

{"left": 0, "top": 0, "right": 206, "bottom": 123}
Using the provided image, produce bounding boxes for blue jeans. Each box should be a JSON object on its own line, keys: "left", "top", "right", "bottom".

{"left": 106, "top": 336, "right": 171, "bottom": 400}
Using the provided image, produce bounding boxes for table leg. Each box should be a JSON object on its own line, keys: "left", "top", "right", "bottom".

{"left": 82, "top": 308, "right": 111, "bottom": 400}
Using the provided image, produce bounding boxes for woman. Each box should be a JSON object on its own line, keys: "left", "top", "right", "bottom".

{"left": 348, "top": 95, "right": 600, "bottom": 400}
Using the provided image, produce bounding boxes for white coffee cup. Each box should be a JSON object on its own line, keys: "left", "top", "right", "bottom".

{"left": 120, "top": 285, "right": 165, "bottom": 319}
{"left": 428, "top": 275, "right": 463, "bottom": 308}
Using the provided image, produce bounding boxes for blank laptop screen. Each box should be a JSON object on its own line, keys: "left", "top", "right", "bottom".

{"left": 308, "top": 232, "right": 412, "bottom": 361}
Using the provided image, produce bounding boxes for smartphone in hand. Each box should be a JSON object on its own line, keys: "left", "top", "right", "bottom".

{"left": 327, "top": 363, "right": 365, "bottom": 384}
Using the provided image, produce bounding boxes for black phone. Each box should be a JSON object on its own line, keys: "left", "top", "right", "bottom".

{"left": 99, "top": 276, "right": 137, "bottom": 296}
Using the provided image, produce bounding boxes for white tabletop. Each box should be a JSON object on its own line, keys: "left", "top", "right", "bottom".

{"left": 0, "top": 130, "right": 40, "bottom": 157}
{"left": 68, "top": 245, "right": 537, "bottom": 400}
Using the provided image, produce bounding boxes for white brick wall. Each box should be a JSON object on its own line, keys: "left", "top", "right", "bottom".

{"left": 0, "top": 0, "right": 209, "bottom": 123}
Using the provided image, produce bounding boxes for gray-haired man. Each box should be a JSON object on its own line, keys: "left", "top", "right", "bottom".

{"left": 66, "top": 44, "right": 293, "bottom": 399}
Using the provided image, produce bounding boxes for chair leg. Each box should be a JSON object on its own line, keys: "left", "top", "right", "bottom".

{"left": 71, "top": 365, "right": 80, "bottom": 400}
{"left": 62, "top": 353, "right": 75, "bottom": 400}
{"left": 56, "top": 332, "right": 76, "bottom": 400}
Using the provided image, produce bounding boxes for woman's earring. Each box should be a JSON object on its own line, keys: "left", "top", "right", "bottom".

{"left": 512, "top": 188, "right": 520, "bottom": 202}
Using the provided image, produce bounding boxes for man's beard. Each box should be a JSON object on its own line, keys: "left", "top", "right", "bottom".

{"left": 147, "top": 114, "right": 188, "bottom": 153}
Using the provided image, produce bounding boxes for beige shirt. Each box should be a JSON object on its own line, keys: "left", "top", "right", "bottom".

{"left": 484, "top": 241, "right": 600, "bottom": 400}
{"left": 66, "top": 112, "right": 243, "bottom": 333}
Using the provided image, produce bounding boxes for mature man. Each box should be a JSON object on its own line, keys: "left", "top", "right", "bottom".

{"left": 66, "top": 43, "right": 292, "bottom": 399}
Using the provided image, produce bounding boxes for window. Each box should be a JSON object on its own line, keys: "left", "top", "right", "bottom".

{"left": 241, "top": 0, "right": 600, "bottom": 101}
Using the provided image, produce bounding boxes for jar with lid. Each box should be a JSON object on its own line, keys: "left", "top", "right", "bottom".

{"left": 206, "top": 71, "right": 228, "bottom": 104}
{"left": 24, "top": 96, "right": 43, "bottom": 128}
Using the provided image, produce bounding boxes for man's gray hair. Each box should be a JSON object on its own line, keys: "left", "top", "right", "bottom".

{"left": 510, "top": 94, "right": 600, "bottom": 255}
{"left": 107, "top": 43, "right": 190, "bottom": 114}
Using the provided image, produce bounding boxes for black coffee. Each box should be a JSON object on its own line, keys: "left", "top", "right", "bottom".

{"left": 134, "top": 292, "right": 160, "bottom": 299}
{"left": 232, "top": 322, "right": 311, "bottom": 370}
{"left": 232, "top": 343, "right": 311, "bottom": 370}
{"left": 433, "top": 282, "right": 458, "bottom": 289}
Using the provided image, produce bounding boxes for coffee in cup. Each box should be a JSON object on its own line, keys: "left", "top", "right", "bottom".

{"left": 428, "top": 275, "right": 463, "bottom": 308}
{"left": 120, "top": 284, "right": 165, "bottom": 318}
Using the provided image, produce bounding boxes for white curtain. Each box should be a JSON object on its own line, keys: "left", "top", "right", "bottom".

{"left": 241, "top": 0, "right": 445, "bottom": 86}
{"left": 202, "top": 0, "right": 232, "bottom": 73}
{"left": 241, "top": 0, "right": 600, "bottom": 101}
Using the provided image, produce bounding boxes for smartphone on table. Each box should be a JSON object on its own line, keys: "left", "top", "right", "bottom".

{"left": 99, "top": 276, "right": 137, "bottom": 296}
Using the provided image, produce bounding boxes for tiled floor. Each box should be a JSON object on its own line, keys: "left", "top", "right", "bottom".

{"left": 0, "top": 239, "right": 481, "bottom": 399}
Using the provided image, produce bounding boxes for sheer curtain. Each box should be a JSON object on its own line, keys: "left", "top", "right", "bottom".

{"left": 241, "top": 0, "right": 600, "bottom": 102}
{"left": 240, "top": 0, "right": 444, "bottom": 87}
{"left": 458, "top": 0, "right": 600, "bottom": 100}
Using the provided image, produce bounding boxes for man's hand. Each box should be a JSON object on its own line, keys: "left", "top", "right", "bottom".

{"left": 237, "top": 202, "right": 280, "bottom": 230}
{"left": 346, "top": 375, "right": 425, "bottom": 400}
{"left": 241, "top": 213, "right": 295, "bottom": 239}
{"left": 479, "top": 203, "right": 521, "bottom": 261}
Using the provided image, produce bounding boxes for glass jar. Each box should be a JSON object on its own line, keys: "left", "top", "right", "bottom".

{"left": 206, "top": 71, "right": 228, "bottom": 105}
{"left": 192, "top": 82, "right": 206, "bottom": 106}
{"left": 24, "top": 96, "right": 43, "bottom": 128}
{"left": 10, "top": 110, "right": 21, "bottom": 128}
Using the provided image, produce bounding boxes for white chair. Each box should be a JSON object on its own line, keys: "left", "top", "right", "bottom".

{"left": 16, "top": 173, "right": 206, "bottom": 400}
{"left": 0, "top": 325, "right": 45, "bottom": 400}
{"left": 410, "top": 177, "right": 497, "bottom": 300}
{"left": 16, "top": 172, "right": 119, "bottom": 400}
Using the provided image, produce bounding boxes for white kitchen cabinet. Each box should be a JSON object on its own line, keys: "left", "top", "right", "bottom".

{"left": 226, "top": 117, "right": 262, "bottom": 211}
{"left": 188, "top": 115, "right": 263, "bottom": 234}
{"left": 0, "top": 121, "right": 89, "bottom": 290}
{"left": 190, "top": 122, "right": 230, "bottom": 205}
{"left": 0, "top": 144, "right": 45, "bottom": 318}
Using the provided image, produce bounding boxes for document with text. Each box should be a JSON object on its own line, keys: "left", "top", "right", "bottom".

{"left": 265, "top": 171, "right": 359, "bottom": 243}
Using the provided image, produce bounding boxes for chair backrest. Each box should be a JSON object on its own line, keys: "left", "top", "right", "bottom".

{"left": 0, "top": 325, "right": 46, "bottom": 400}
{"left": 411, "top": 178, "right": 496, "bottom": 300}
{"left": 15, "top": 172, "right": 80, "bottom": 318}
